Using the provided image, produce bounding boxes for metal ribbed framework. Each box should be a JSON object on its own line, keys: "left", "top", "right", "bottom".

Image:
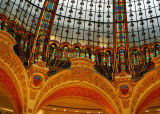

{"left": 51, "top": 0, "right": 114, "bottom": 48}
{"left": 0, "top": 0, "right": 160, "bottom": 81}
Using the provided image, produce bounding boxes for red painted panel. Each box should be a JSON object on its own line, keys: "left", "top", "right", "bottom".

{"left": 136, "top": 87, "right": 160, "bottom": 114}
{"left": 40, "top": 86, "right": 116, "bottom": 114}
{"left": 0, "top": 68, "right": 22, "bottom": 113}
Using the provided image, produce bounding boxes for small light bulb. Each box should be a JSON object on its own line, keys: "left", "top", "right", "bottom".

{"left": 145, "top": 110, "right": 149, "bottom": 112}
{"left": 53, "top": 108, "right": 56, "bottom": 110}
{"left": 157, "top": 109, "right": 160, "bottom": 111}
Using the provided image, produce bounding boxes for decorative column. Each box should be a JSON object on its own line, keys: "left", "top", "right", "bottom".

{"left": 29, "top": 0, "right": 59, "bottom": 63}
{"left": 113, "top": 0, "right": 129, "bottom": 72}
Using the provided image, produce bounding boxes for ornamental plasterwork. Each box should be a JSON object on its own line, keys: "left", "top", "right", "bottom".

{"left": 1, "top": 29, "right": 160, "bottom": 114}
{"left": 0, "top": 31, "right": 28, "bottom": 113}
{"left": 111, "top": 71, "right": 136, "bottom": 109}
{"left": 131, "top": 78, "right": 160, "bottom": 113}
{"left": 0, "top": 61, "right": 22, "bottom": 104}
{"left": 130, "top": 58, "right": 160, "bottom": 114}
{"left": 33, "top": 58, "right": 122, "bottom": 114}
{"left": 0, "top": 30, "right": 16, "bottom": 48}
{"left": 135, "top": 83, "right": 160, "bottom": 114}
{"left": 27, "top": 61, "right": 49, "bottom": 78}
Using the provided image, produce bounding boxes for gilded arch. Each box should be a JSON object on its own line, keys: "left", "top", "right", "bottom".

{"left": 130, "top": 57, "right": 160, "bottom": 114}
{"left": 33, "top": 58, "right": 123, "bottom": 114}
{"left": 0, "top": 30, "right": 28, "bottom": 113}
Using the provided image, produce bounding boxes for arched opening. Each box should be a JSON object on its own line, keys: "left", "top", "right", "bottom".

{"left": 144, "top": 47, "right": 150, "bottom": 63}
{"left": 0, "top": 88, "right": 15, "bottom": 114}
{"left": 17, "top": 27, "right": 25, "bottom": 56}
{"left": 85, "top": 48, "right": 91, "bottom": 59}
{"left": 36, "top": 38, "right": 45, "bottom": 62}
{"left": 132, "top": 49, "right": 139, "bottom": 66}
{"left": 8, "top": 20, "right": 16, "bottom": 39}
{"left": 106, "top": 50, "right": 112, "bottom": 67}
{"left": 49, "top": 43, "right": 57, "bottom": 61}
{"left": 0, "top": 15, "right": 7, "bottom": 31}
{"left": 74, "top": 46, "right": 80, "bottom": 58}
{"left": 62, "top": 46, "right": 68, "bottom": 61}
{"left": 0, "top": 17, "right": 5, "bottom": 30}
{"left": 96, "top": 49, "right": 101, "bottom": 63}
{"left": 36, "top": 98, "right": 106, "bottom": 114}
{"left": 155, "top": 45, "right": 160, "bottom": 57}
{"left": 36, "top": 86, "right": 117, "bottom": 114}
{"left": 91, "top": 52, "right": 96, "bottom": 61}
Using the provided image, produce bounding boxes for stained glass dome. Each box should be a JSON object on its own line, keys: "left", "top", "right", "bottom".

{"left": 0, "top": 0, "right": 45, "bottom": 32}
{"left": 51, "top": 0, "right": 114, "bottom": 47}
{"left": 0, "top": 0, "right": 160, "bottom": 81}
{"left": 0, "top": 0, "right": 160, "bottom": 47}
{"left": 50, "top": 0, "right": 160, "bottom": 48}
